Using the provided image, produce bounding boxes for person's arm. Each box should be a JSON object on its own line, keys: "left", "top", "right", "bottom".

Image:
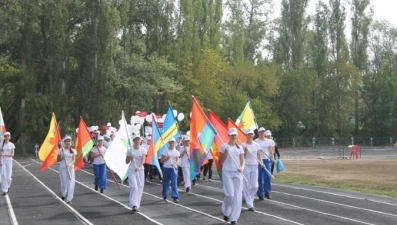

{"left": 57, "top": 150, "right": 64, "bottom": 162}
{"left": 69, "top": 151, "right": 76, "bottom": 166}
{"left": 238, "top": 152, "right": 245, "bottom": 172}
{"left": 219, "top": 145, "right": 228, "bottom": 165}
{"left": 139, "top": 153, "right": 146, "bottom": 169}
{"left": 275, "top": 145, "right": 280, "bottom": 158}
{"left": 160, "top": 153, "right": 170, "bottom": 163}
{"left": 125, "top": 150, "right": 133, "bottom": 164}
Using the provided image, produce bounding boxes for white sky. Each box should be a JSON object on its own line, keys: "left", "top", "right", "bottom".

{"left": 273, "top": 0, "right": 396, "bottom": 26}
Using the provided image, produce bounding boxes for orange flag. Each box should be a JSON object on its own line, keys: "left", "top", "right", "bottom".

{"left": 39, "top": 113, "right": 61, "bottom": 172}
{"left": 74, "top": 117, "right": 94, "bottom": 171}
{"left": 208, "top": 110, "right": 229, "bottom": 181}
{"left": 227, "top": 118, "right": 246, "bottom": 145}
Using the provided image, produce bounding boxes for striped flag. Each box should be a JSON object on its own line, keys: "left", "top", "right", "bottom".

{"left": 74, "top": 117, "right": 94, "bottom": 171}
{"left": 145, "top": 115, "right": 163, "bottom": 177}
{"left": 0, "top": 107, "right": 6, "bottom": 142}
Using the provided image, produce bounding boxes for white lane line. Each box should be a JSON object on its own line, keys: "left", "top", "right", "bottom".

{"left": 196, "top": 183, "right": 376, "bottom": 225}
{"left": 273, "top": 191, "right": 397, "bottom": 218}
{"left": 274, "top": 183, "right": 397, "bottom": 207}
{"left": 148, "top": 181, "right": 304, "bottom": 225}
{"left": 29, "top": 159, "right": 163, "bottom": 225}
{"left": 77, "top": 166, "right": 224, "bottom": 224}
{"left": 5, "top": 195, "right": 18, "bottom": 225}
{"left": 13, "top": 160, "right": 93, "bottom": 225}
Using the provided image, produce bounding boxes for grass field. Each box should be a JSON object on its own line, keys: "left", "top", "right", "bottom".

{"left": 276, "top": 157, "right": 397, "bottom": 197}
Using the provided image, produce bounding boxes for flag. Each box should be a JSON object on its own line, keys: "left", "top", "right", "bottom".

{"left": 227, "top": 118, "right": 246, "bottom": 145}
{"left": 0, "top": 107, "right": 6, "bottom": 142}
{"left": 104, "top": 111, "right": 130, "bottom": 181}
{"left": 189, "top": 97, "right": 217, "bottom": 179}
{"left": 208, "top": 110, "right": 229, "bottom": 182}
{"left": 158, "top": 106, "right": 180, "bottom": 157}
{"left": 235, "top": 101, "right": 257, "bottom": 132}
{"left": 145, "top": 115, "right": 163, "bottom": 177}
{"left": 39, "top": 113, "right": 61, "bottom": 172}
{"left": 74, "top": 117, "right": 94, "bottom": 171}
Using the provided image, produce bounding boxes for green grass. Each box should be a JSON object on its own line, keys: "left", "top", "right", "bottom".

{"left": 276, "top": 174, "right": 397, "bottom": 198}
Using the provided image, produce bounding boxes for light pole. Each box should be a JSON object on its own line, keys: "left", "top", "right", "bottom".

{"left": 35, "top": 144, "right": 39, "bottom": 157}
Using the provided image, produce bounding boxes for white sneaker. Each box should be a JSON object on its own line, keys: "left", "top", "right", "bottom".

{"left": 208, "top": 179, "right": 212, "bottom": 182}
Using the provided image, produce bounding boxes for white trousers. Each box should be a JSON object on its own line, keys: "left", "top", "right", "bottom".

{"left": 243, "top": 165, "right": 259, "bottom": 208}
{"left": 128, "top": 168, "right": 145, "bottom": 208}
{"left": 1, "top": 160, "right": 13, "bottom": 193}
{"left": 181, "top": 167, "right": 191, "bottom": 189}
{"left": 221, "top": 170, "right": 243, "bottom": 222}
{"left": 59, "top": 166, "right": 75, "bottom": 202}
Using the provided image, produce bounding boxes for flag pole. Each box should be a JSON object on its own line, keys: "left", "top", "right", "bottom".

{"left": 168, "top": 100, "right": 189, "bottom": 160}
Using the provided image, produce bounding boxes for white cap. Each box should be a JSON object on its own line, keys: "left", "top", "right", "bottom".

{"left": 63, "top": 136, "right": 72, "bottom": 141}
{"left": 97, "top": 136, "right": 104, "bottom": 141}
{"left": 228, "top": 128, "right": 237, "bottom": 136}
{"left": 168, "top": 137, "right": 176, "bottom": 142}
{"left": 132, "top": 134, "right": 141, "bottom": 140}
{"left": 4, "top": 131, "right": 10, "bottom": 136}
{"left": 258, "top": 127, "right": 266, "bottom": 132}
{"left": 265, "top": 130, "right": 272, "bottom": 136}
{"left": 245, "top": 129, "right": 254, "bottom": 135}
{"left": 183, "top": 135, "right": 190, "bottom": 141}
{"left": 146, "top": 135, "right": 152, "bottom": 140}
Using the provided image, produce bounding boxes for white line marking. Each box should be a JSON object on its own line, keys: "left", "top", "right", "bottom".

{"left": 273, "top": 191, "right": 397, "bottom": 218}
{"left": 5, "top": 195, "right": 18, "bottom": 225}
{"left": 148, "top": 181, "right": 304, "bottom": 225}
{"left": 196, "top": 183, "right": 377, "bottom": 225}
{"left": 274, "top": 183, "right": 397, "bottom": 207}
{"left": 14, "top": 160, "right": 93, "bottom": 225}
{"left": 29, "top": 158, "right": 163, "bottom": 225}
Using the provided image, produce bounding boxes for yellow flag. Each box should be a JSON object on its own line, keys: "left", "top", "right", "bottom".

{"left": 39, "top": 113, "right": 61, "bottom": 161}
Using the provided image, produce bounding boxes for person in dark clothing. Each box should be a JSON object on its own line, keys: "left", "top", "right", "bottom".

{"left": 271, "top": 141, "right": 280, "bottom": 174}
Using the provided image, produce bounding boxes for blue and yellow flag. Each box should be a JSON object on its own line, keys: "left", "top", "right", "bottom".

{"left": 157, "top": 106, "right": 180, "bottom": 157}
{"left": 145, "top": 115, "right": 163, "bottom": 177}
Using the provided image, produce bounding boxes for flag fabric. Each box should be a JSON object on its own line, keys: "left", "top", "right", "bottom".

{"left": 227, "top": 118, "right": 246, "bottom": 145}
{"left": 0, "top": 107, "right": 6, "bottom": 141}
{"left": 235, "top": 101, "right": 257, "bottom": 132}
{"left": 189, "top": 97, "right": 217, "bottom": 180}
{"left": 157, "top": 106, "right": 180, "bottom": 158}
{"left": 39, "top": 113, "right": 61, "bottom": 172}
{"left": 74, "top": 117, "right": 94, "bottom": 171}
{"left": 208, "top": 110, "right": 229, "bottom": 182}
{"left": 104, "top": 111, "right": 130, "bottom": 181}
{"left": 145, "top": 115, "right": 163, "bottom": 177}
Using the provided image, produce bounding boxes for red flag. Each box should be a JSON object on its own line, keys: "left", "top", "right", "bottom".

{"left": 74, "top": 117, "right": 94, "bottom": 171}
{"left": 189, "top": 97, "right": 216, "bottom": 179}
{"left": 208, "top": 110, "right": 229, "bottom": 181}
{"left": 227, "top": 118, "right": 246, "bottom": 145}
{"left": 40, "top": 113, "right": 61, "bottom": 172}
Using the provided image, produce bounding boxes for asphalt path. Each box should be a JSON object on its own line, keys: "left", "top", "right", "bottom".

{"left": 2, "top": 155, "right": 397, "bottom": 225}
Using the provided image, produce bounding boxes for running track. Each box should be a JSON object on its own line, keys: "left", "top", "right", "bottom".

{"left": 1, "top": 156, "right": 397, "bottom": 225}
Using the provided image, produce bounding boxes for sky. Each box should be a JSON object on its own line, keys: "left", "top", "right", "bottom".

{"left": 274, "top": 0, "right": 397, "bottom": 26}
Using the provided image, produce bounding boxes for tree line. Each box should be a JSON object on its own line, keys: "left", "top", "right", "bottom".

{"left": 1, "top": 0, "right": 396, "bottom": 152}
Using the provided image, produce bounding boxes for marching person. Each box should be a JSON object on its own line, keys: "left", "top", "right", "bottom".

{"left": 57, "top": 136, "right": 76, "bottom": 203}
{"left": 219, "top": 128, "right": 245, "bottom": 225}
{"left": 255, "top": 128, "right": 275, "bottom": 200}
{"left": 242, "top": 129, "right": 262, "bottom": 211}
{"left": 125, "top": 134, "right": 146, "bottom": 212}
{"left": 179, "top": 135, "right": 191, "bottom": 192}
{"left": 202, "top": 150, "right": 214, "bottom": 182}
{"left": 90, "top": 136, "right": 107, "bottom": 193}
{"left": 160, "top": 137, "right": 180, "bottom": 203}
{"left": 0, "top": 132, "right": 15, "bottom": 195}
{"left": 270, "top": 137, "right": 280, "bottom": 174}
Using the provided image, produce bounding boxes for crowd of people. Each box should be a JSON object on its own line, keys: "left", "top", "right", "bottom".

{"left": 0, "top": 126, "right": 280, "bottom": 225}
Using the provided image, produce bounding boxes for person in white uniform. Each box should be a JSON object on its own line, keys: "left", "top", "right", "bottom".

{"left": 255, "top": 127, "right": 275, "bottom": 200}
{"left": 90, "top": 136, "right": 107, "bottom": 193}
{"left": 160, "top": 137, "right": 180, "bottom": 203}
{"left": 179, "top": 136, "right": 191, "bottom": 192}
{"left": 219, "top": 128, "right": 245, "bottom": 225}
{"left": 0, "top": 132, "right": 15, "bottom": 195}
{"left": 57, "top": 136, "right": 76, "bottom": 203}
{"left": 242, "top": 128, "right": 263, "bottom": 211}
{"left": 125, "top": 134, "right": 147, "bottom": 212}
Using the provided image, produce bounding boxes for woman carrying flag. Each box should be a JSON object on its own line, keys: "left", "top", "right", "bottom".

{"left": 125, "top": 134, "right": 146, "bottom": 212}
{"left": 178, "top": 136, "right": 191, "bottom": 192}
{"left": 57, "top": 136, "right": 76, "bottom": 203}
{"left": 219, "top": 128, "right": 245, "bottom": 225}
{"left": 90, "top": 136, "right": 107, "bottom": 193}
{"left": 160, "top": 137, "right": 180, "bottom": 203}
{"left": 242, "top": 128, "right": 262, "bottom": 211}
{"left": 255, "top": 128, "right": 275, "bottom": 200}
{"left": 0, "top": 132, "right": 15, "bottom": 195}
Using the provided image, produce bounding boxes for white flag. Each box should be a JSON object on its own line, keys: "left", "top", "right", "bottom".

{"left": 104, "top": 111, "right": 131, "bottom": 181}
